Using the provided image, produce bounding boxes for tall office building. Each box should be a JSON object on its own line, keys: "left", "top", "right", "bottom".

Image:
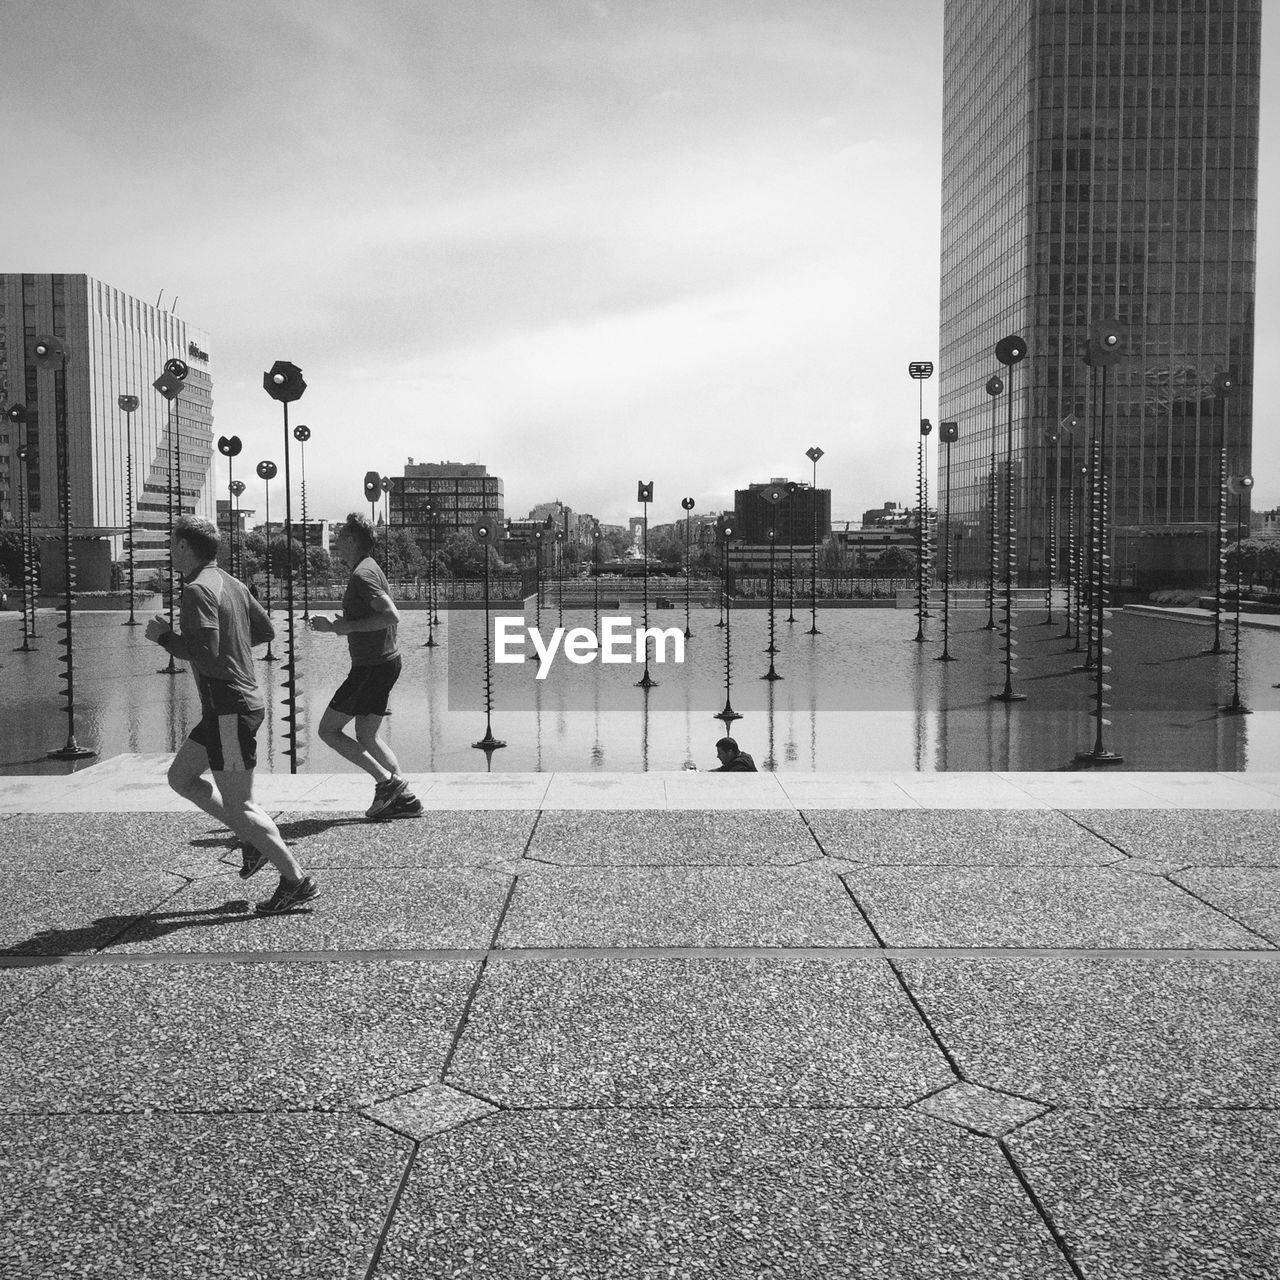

{"left": 940, "top": 1, "right": 1261, "bottom": 589}
{"left": 0, "top": 273, "right": 215, "bottom": 588}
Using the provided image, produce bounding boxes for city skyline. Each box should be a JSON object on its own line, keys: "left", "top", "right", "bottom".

{"left": 3, "top": 1, "right": 1277, "bottom": 530}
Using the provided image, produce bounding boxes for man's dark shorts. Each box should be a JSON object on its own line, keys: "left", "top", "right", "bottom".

{"left": 189, "top": 707, "right": 264, "bottom": 772}
{"left": 330, "top": 655, "right": 402, "bottom": 718}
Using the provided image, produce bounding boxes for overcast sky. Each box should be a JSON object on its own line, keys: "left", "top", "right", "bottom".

{"left": 4, "top": 0, "right": 1276, "bottom": 526}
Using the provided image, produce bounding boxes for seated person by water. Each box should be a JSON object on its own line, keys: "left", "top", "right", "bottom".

{"left": 713, "top": 737, "right": 758, "bottom": 772}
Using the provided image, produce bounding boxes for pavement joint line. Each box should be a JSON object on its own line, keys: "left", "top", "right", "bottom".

{"left": 1163, "top": 872, "right": 1279, "bottom": 948}
{"left": 8, "top": 944, "right": 1279, "bottom": 971}
{"left": 360, "top": 1137, "right": 419, "bottom": 1280}
{"left": 998, "top": 1138, "right": 1089, "bottom": 1280}
{"left": 836, "top": 871, "right": 890, "bottom": 947}
{"left": 885, "top": 956, "right": 965, "bottom": 1080}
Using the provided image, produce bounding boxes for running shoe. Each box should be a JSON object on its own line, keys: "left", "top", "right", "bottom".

{"left": 383, "top": 793, "right": 424, "bottom": 819}
{"left": 365, "top": 774, "right": 408, "bottom": 818}
{"left": 255, "top": 874, "right": 321, "bottom": 915}
{"left": 238, "top": 842, "right": 270, "bottom": 880}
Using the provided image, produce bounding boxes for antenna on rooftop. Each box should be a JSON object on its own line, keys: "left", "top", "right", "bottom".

{"left": 155, "top": 290, "right": 164, "bottom": 309}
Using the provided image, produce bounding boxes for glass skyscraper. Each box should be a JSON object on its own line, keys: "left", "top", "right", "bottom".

{"left": 0, "top": 273, "right": 215, "bottom": 586}
{"left": 940, "top": 0, "right": 1261, "bottom": 590}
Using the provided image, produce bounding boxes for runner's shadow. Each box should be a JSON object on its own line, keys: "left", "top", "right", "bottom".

{"left": 3, "top": 900, "right": 255, "bottom": 959}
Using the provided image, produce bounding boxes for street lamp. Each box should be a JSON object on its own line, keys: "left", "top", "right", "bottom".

{"left": 1222, "top": 473, "right": 1254, "bottom": 716}
{"left": 991, "top": 334, "right": 1028, "bottom": 704}
{"left": 937, "top": 421, "right": 958, "bottom": 662}
{"left": 805, "top": 445, "right": 824, "bottom": 634}
{"left": 636, "top": 481, "right": 656, "bottom": 688}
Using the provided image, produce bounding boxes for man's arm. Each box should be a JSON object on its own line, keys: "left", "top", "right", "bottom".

{"left": 247, "top": 593, "right": 275, "bottom": 646}
{"left": 334, "top": 586, "right": 399, "bottom": 635}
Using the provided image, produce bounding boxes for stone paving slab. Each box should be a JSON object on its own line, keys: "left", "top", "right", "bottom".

{"left": 0, "top": 959, "right": 477, "bottom": 1113}
{"left": 0, "top": 867, "right": 189, "bottom": 956}
{"left": 841, "top": 866, "right": 1270, "bottom": 949}
{"left": 376, "top": 1109, "right": 1073, "bottom": 1280}
{"left": 267, "top": 809, "right": 535, "bottom": 867}
{"left": 446, "top": 956, "right": 952, "bottom": 1106}
{"left": 1008, "top": 1108, "right": 1280, "bottom": 1280}
{"left": 106, "top": 867, "right": 512, "bottom": 953}
{"left": 1066, "top": 809, "right": 1280, "bottom": 865}
{"left": 805, "top": 809, "right": 1118, "bottom": 865}
{"left": 0, "top": 811, "right": 235, "bottom": 873}
{"left": 897, "top": 958, "right": 1280, "bottom": 1106}
{"left": 528, "top": 809, "right": 819, "bottom": 865}
{"left": 0, "top": 1113, "right": 410, "bottom": 1280}
{"left": 0, "top": 966, "right": 67, "bottom": 1024}
{"left": 497, "top": 864, "right": 876, "bottom": 948}
{"left": 1172, "top": 867, "right": 1280, "bottom": 945}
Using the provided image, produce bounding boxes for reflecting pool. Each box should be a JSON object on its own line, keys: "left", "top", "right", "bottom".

{"left": 3, "top": 603, "right": 1280, "bottom": 775}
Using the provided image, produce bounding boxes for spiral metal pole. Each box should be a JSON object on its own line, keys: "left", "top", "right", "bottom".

{"left": 992, "top": 365, "right": 1024, "bottom": 703}
{"left": 472, "top": 541, "right": 506, "bottom": 751}
{"left": 1042, "top": 491, "right": 1056, "bottom": 625}
{"left": 49, "top": 363, "right": 94, "bottom": 759}
{"left": 984, "top": 394, "right": 999, "bottom": 630}
{"left": 1206, "top": 394, "right": 1228, "bottom": 655}
{"left": 762, "top": 531, "right": 781, "bottom": 680}
{"left": 123, "top": 411, "right": 139, "bottom": 626}
{"left": 299, "top": 440, "right": 310, "bottom": 620}
{"left": 637, "top": 503, "right": 656, "bottom": 688}
{"left": 937, "top": 436, "right": 956, "bottom": 662}
{"left": 158, "top": 398, "right": 183, "bottom": 675}
{"left": 716, "top": 539, "right": 740, "bottom": 723}
{"left": 280, "top": 402, "right": 300, "bottom": 774}
{"left": 913, "top": 425, "right": 928, "bottom": 642}
{"left": 13, "top": 448, "right": 35, "bottom": 652}
{"left": 1222, "top": 490, "right": 1249, "bottom": 716}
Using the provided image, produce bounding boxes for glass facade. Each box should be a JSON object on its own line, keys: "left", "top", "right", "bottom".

{"left": 0, "top": 273, "right": 215, "bottom": 571}
{"left": 389, "top": 461, "right": 504, "bottom": 543}
{"left": 940, "top": 0, "right": 1260, "bottom": 588}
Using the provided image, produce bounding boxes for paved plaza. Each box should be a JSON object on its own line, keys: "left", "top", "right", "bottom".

{"left": 1, "top": 759, "right": 1278, "bottom": 1278}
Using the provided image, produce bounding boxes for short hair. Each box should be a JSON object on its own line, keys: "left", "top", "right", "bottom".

{"left": 340, "top": 512, "right": 377, "bottom": 556}
{"left": 175, "top": 515, "right": 220, "bottom": 562}
{"left": 715, "top": 737, "right": 739, "bottom": 754}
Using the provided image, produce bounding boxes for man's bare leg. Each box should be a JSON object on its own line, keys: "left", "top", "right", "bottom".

{"left": 317, "top": 707, "right": 396, "bottom": 782}
{"left": 167, "top": 738, "right": 305, "bottom": 883}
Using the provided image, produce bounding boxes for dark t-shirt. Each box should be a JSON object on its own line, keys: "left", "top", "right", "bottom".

{"left": 180, "top": 565, "right": 272, "bottom": 715}
{"left": 343, "top": 557, "right": 399, "bottom": 666}
{"left": 714, "top": 751, "right": 758, "bottom": 772}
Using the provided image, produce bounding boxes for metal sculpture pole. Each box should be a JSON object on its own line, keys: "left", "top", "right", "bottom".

{"left": 1058, "top": 413, "right": 1080, "bottom": 642}
{"left": 119, "top": 394, "right": 141, "bottom": 625}
{"left": 682, "top": 496, "right": 695, "bottom": 639}
{"left": 423, "top": 504, "right": 438, "bottom": 648}
{"left": 556, "top": 528, "right": 565, "bottom": 628}
{"left": 785, "top": 482, "right": 798, "bottom": 623}
{"left": 909, "top": 361, "right": 934, "bottom": 642}
{"left": 6, "top": 407, "right": 37, "bottom": 652}
{"left": 715, "top": 517, "right": 740, "bottom": 723}
{"left": 805, "top": 445, "right": 824, "bottom": 634}
{"left": 471, "top": 519, "right": 506, "bottom": 753}
{"left": 216, "top": 432, "right": 242, "bottom": 579}
{"left": 938, "top": 421, "right": 958, "bottom": 661}
{"left": 293, "top": 423, "right": 311, "bottom": 619}
{"left": 991, "top": 335, "right": 1027, "bottom": 704}
{"left": 1044, "top": 491, "right": 1056, "bottom": 625}
{"left": 1205, "top": 372, "right": 1234, "bottom": 655}
{"left": 229, "top": 480, "right": 246, "bottom": 578}
{"left": 153, "top": 359, "right": 189, "bottom": 677}
{"left": 983, "top": 375, "right": 1003, "bottom": 630}
{"left": 258, "top": 460, "right": 279, "bottom": 662}
{"left": 636, "top": 480, "right": 656, "bottom": 688}
{"left": 1222, "top": 474, "right": 1254, "bottom": 716}
{"left": 592, "top": 526, "right": 602, "bottom": 633}
{"left": 380, "top": 476, "right": 393, "bottom": 579}
{"left": 533, "top": 528, "right": 545, "bottom": 629}
{"left": 263, "top": 360, "right": 307, "bottom": 774}
{"left": 32, "top": 336, "right": 95, "bottom": 759}
{"left": 1075, "top": 319, "right": 1124, "bottom": 765}
{"left": 759, "top": 483, "right": 786, "bottom": 678}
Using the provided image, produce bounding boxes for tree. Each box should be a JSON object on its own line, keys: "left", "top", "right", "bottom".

{"left": 647, "top": 527, "right": 686, "bottom": 570}
{"left": 871, "top": 545, "right": 916, "bottom": 576}
{"left": 0, "top": 529, "right": 33, "bottom": 591}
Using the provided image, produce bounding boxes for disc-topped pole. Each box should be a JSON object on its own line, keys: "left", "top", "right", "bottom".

{"left": 229, "top": 480, "right": 246, "bottom": 577}
{"left": 805, "top": 446, "right": 824, "bottom": 634}
{"left": 293, "top": 424, "right": 312, "bottom": 619}
{"left": 983, "top": 376, "right": 1003, "bottom": 630}
{"left": 258, "top": 460, "right": 279, "bottom": 661}
{"left": 636, "top": 481, "right": 656, "bottom": 688}
{"left": 714, "top": 516, "right": 741, "bottom": 723}
{"left": 759, "top": 483, "right": 787, "bottom": 679}
{"left": 1205, "top": 371, "right": 1235, "bottom": 656}
{"left": 938, "top": 421, "right": 959, "bottom": 662}
{"left": 991, "top": 334, "right": 1028, "bottom": 704}
{"left": 5, "top": 406, "right": 37, "bottom": 652}
{"left": 118, "top": 394, "right": 142, "bottom": 625}
{"left": 1222, "top": 474, "right": 1254, "bottom": 717}
{"left": 681, "top": 497, "right": 695, "bottom": 639}
{"left": 908, "top": 362, "right": 934, "bottom": 642}
{"left": 152, "top": 359, "right": 189, "bottom": 677}
{"left": 32, "top": 336, "right": 95, "bottom": 759}
{"left": 216, "top": 433, "right": 242, "bottom": 582}
{"left": 471, "top": 519, "right": 507, "bottom": 754}
{"left": 263, "top": 360, "right": 307, "bottom": 774}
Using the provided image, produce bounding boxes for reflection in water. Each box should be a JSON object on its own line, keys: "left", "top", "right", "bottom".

{"left": 4, "top": 606, "right": 1279, "bottom": 774}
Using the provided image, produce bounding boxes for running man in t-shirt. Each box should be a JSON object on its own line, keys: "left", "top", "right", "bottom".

{"left": 147, "top": 515, "right": 319, "bottom": 914}
{"left": 309, "top": 512, "right": 421, "bottom": 819}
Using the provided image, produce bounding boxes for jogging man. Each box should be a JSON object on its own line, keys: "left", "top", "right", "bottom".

{"left": 146, "top": 515, "right": 319, "bottom": 914}
{"left": 309, "top": 512, "right": 420, "bottom": 819}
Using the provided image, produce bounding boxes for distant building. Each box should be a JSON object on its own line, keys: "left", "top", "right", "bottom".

{"left": 389, "top": 458, "right": 503, "bottom": 545}
{"left": 0, "top": 273, "right": 214, "bottom": 589}
{"left": 861, "top": 501, "right": 911, "bottom": 529}
{"left": 733, "top": 479, "right": 831, "bottom": 545}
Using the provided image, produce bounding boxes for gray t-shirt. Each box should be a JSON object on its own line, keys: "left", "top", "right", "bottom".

{"left": 342, "top": 557, "right": 399, "bottom": 667}
{"left": 180, "top": 565, "right": 272, "bottom": 714}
